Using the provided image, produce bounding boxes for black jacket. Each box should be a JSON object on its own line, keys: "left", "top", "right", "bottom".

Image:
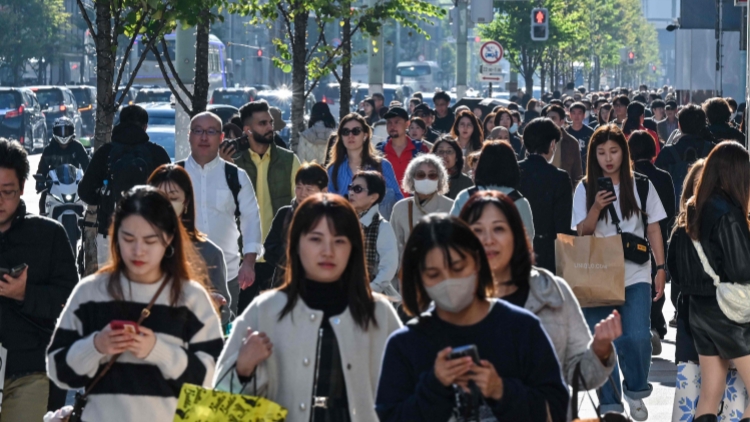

{"left": 634, "top": 160, "right": 675, "bottom": 249}
{"left": 263, "top": 203, "right": 294, "bottom": 287}
{"left": 78, "top": 123, "right": 171, "bottom": 235}
{"left": 36, "top": 139, "right": 90, "bottom": 178}
{"left": 432, "top": 111, "right": 455, "bottom": 134}
{"left": 668, "top": 194, "right": 750, "bottom": 296}
{"left": 0, "top": 201, "right": 78, "bottom": 377}
{"left": 708, "top": 123, "right": 744, "bottom": 144}
{"left": 518, "top": 154, "right": 573, "bottom": 273}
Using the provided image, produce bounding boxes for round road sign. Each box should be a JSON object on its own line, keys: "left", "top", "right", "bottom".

{"left": 480, "top": 41, "right": 504, "bottom": 65}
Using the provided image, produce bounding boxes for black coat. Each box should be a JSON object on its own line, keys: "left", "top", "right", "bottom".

{"left": 634, "top": 161, "right": 676, "bottom": 249}
{"left": 708, "top": 123, "right": 744, "bottom": 144}
{"left": 263, "top": 204, "right": 294, "bottom": 286}
{"left": 517, "top": 154, "right": 573, "bottom": 273}
{"left": 36, "top": 139, "right": 90, "bottom": 177}
{"left": 0, "top": 201, "right": 79, "bottom": 377}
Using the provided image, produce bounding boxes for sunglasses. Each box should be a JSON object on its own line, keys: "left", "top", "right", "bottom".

{"left": 347, "top": 184, "right": 368, "bottom": 194}
{"left": 415, "top": 171, "right": 439, "bottom": 180}
{"left": 341, "top": 127, "right": 363, "bottom": 136}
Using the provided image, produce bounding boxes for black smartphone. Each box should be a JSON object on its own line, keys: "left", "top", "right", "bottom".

{"left": 448, "top": 344, "right": 481, "bottom": 365}
{"left": 0, "top": 263, "right": 27, "bottom": 278}
{"left": 597, "top": 176, "right": 615, "bottom": 197}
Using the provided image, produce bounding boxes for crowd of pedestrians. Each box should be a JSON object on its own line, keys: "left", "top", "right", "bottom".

{"left": 1, "top": 83, "right": 750, "bottom": 422}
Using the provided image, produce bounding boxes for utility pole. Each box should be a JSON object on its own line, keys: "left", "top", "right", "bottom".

{"left": 174, "top": 25, "right": 195, "bottom": 161}
{"left": 456, "top": 0, "right": 468, "bottom": 99}
{"left": 368, "top": 0, "right": 384, "bottom": 97}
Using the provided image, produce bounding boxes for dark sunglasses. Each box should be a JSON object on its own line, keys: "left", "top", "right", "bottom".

{"left": 347, "top": 184, "right": 368, "bottom": 194}
{"left": 415, "top": 171, "right": 439, "bottom": 180}
{"left": 341, "top": 127, "right": 363, "bottom": 136}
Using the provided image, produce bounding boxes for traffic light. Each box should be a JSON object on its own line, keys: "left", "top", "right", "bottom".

{"left": 627, "top": 51, "right": 635, "bottom": 65}
{"left": 531, "top": 8, "right": 549, "bottom": 41}
{"left": 257, "top": 49, "right": 263, "bottom": 62}
{"left": 652, "top": 65, "right": 657, "bottom": 73}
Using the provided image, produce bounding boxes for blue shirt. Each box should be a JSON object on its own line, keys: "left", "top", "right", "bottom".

{"left": 327, "top": 156, "right": 404, "bottom": 219}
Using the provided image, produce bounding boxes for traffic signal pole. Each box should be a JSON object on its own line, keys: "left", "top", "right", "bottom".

{"left": 456, "top": 0, "right": 468, "bottom": 99}
{"left": 368, "top": 0, "right": 384, "bottom": 97}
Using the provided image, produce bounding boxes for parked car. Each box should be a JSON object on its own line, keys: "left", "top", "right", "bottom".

{"left": 208, "top": 104, "right": 239, "bottom": 125}
{"left": 68, "top": 85, "right": 96, "bottom": 137}
{"left": 210, "top": 88, "right": 257, "bottom": 108}
{"left": 0, "top": 87, "right": 47, "bottom": 152}
{"left": 352, "top": 84, "right": 408, "bottom": 109}
{"left": 116, "top": 86, "right": 138, "bottom": 106}
{"left": 134, "top": 88, "right": 173, "bottom": 104}
{"left": 135, "top": 103, "right": 239, "bottom": 127}
{"left": 29, "top": 86, "right": 83, "bottom": 143}
{"left": 147, "top": 125, "right": 176, "bottom": 161}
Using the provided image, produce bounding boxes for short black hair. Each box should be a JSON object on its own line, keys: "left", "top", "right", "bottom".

{"left": 372, "top": 93, "right": 385, "bottom": 102}
{"left": 627, "top": 130, "right": 657, "bottom": 161}
{"left": 524, "top": 118, "right": 562, "bottom": 154}
{"left": 119, "top": 105, "right": 149, "bottom": 127}
{"left": 239, "top": 100, "right": 270, "bottom": 127}
{"left": 506, "top": 103, "right": 520, "bottom": 111}
{"left": 474, "top": 141, "right": 520, "bottom": 188}
{"left": 613, "top": 95, "right": 630, "bottom": 107}
{"left": 549, "top": 99, "right": 563, "bottom": 107}
{"left": 353, "top": 170, "right": 385, "bottom": 205}
{"left": 633, "top": 94, "right": 648, "bottom": 103}
{"left": 651, "top": 99, "right": 666, "bottom": 110}
{"left": 569, "top": 102, "right": 586, "bottom": 113}
{"left": 295, "top": 162, "right": 329, "bottom": 190}
{"left": 412, "top": 92, "right": 424, "bottom": 101}
{"left": 0, "top": 138, "right": 29, "bottom": 191}
{"left": 702, "top": 97, "right": 732, "bottom": 125}
{"left": 433, "top": 91, "right": 451, "bottom": 104}
{"left": 409, "top": 98, "right": 421, "bottom": 107}
{"left": 678, "top": 104, "right": 707, "bottom": 135}
{"left": 545, "top": 104, "right": 566, "bottom": 120}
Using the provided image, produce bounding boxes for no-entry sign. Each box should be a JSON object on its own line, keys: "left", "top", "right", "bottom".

{"left": 480, "top": 41, "right": 504, "bottom": 65}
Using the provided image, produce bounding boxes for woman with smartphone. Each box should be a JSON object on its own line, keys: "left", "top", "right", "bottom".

{"left": 458, "top": 190, "right": 620, "bottom": 417}
{"left": 47, "top": 187, "right": 224, "bottom": 421}
{"left": 572, "top": 124, "right": 667, "bottom": 419}
{"left": 376, "top": 214, "right": 568, "bottom": 422}
{"left": 213, "top": 193, "right": 402, "bottom": 422}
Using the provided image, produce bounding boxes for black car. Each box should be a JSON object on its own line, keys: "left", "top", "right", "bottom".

{"left": 210, "top": 88, "right": 257, "bottom": 108}
{"left": 29, "top": 86, "right": 83, "bottom": 143}
{"left": 0, "top": 88, "right": 47, "bottom": 152}
{"left": 68, "top": 85, "right": 96, "bottom": 137}
{"left": 134, "top": 88, "right": 172, "bottom": 104}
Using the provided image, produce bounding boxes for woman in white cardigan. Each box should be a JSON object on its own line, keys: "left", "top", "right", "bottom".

{"left": 213, "top": 193, "right": 402, "bottom": 422}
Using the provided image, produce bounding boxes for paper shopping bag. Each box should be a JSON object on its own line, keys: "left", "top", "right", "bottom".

{"left": 555, "top": 234, "right": 625, "bottom": 308}
{"left": 173, "top": 383, "right": 287, "bottom": 422}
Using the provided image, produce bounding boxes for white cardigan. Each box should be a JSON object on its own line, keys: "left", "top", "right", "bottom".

{"left": 213, "top": 289, "right": 402, "bottom": 422}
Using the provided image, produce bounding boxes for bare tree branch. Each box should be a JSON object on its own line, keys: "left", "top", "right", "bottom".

{"left": 160, "top": 37, "right": 194, "bottom": 102}
{"left": 115, "top": 20, "right": 167, "bottom": 108}
{"left": 277, "top": 4, "right": 294, "bottom": 42}
{"left": 150, "top": 44, "right": 192, "bottom": 113}
{"left": 75, "top": 0, "right": 96, "bottom": 38}
{"left": 306, "top": 18, "right": 327, "bottom": 63}
{"left": 113, "top": 11, "right": 148, "bottom": 96}
{"left": 303, "top": 20, "right": 364, "bottom": 98}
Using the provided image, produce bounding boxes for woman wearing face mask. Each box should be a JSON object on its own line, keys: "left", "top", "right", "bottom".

{"left": 450, "top": 141, "right": 535, "bottom": 240}
{"left": 572, "top": 125, "right": 667, "bottom": 419}
{"left": 510, "top": 110, "right": 523, "bottom": 136}
{"left": 348, "top": 171, "right": 400, "bottom": 298}
{"left": 493, "top": 108, "right": 526, "bottom": 159}
{"left": 327, "top": 114, "right": 403, "bottom": 218}
{"left": 375, "top": 214, "right": 569, "bottom": 422}
{"left": 48, "top": 187, "right": 224, "bottom": 421}
{"left": 214, "top": 194, "right": 402, "bottom": 422}
{"left": 431, "top": 136, "right": 473, "bottom": 200}
{"left": 147, "top": 164, "right": 231, "bottom": 325}
{"left": 450, "top": 110, "right": 484, "bottom": 172}
{"left": 390, "top": 154, "right": 454, "bottom": 263}
{"left": 458, "top": 191, "right": 620, "bottom": 419}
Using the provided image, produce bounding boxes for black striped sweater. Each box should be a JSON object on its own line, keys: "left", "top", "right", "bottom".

{"left": 47, "top": 273, "right": 224, "bottom": 422}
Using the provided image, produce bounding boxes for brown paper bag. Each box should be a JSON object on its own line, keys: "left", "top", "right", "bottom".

{"left": 555, "top": 234, "right": 625, "bottom": 308}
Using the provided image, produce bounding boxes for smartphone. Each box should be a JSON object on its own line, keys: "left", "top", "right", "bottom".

{"left": 110, "top": 320, "right": 139, "bottom": 334}
{"left": 0, "top": 263, "right": 27, "bottom": 278}
{"left": 448, "top": 344, "right": 481, "bottom": 365}
{"left": 597, "top": 177, "right": 616, "bottom": 197}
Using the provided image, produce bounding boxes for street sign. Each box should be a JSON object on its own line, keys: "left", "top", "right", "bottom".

{"left": 479, "top": 41, "right": 504, "bottom": 65}
{"left": 418, "top": 54, "right": 425, "bottom": 62}
{"left": 479, "top": 64, "right": 503, "bottom": 81}
{"left": 736, "top": 0, "right": 747, "bottom": 6}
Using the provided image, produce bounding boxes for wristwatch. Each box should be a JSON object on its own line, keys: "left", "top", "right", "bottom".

{"left": 655, "top": 264, "right": 666, "bottom": 272}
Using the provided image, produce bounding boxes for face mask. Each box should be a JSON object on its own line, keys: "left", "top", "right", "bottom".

{"left": 414, "top": 179, "right": 438, "bottom": 195}
{"left": 171, "top": 201, "right": 185, "bottom": 217}
{"left": 535, "top": 105, "right": 543, "bottom": 113}
{"left": 424, "top": 273, "right": 477, "bottom": 313}
{"left": 509, "top": 123, "right": 518, "bottom": 134}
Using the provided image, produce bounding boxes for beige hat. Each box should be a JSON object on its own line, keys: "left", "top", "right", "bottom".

{"left": 269, "top": 106, "right": 287, "bottom": 131}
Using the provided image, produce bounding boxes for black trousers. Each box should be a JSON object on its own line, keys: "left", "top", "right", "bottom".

{"left": 238, "top": 262, "right": 276, "bottom": 314}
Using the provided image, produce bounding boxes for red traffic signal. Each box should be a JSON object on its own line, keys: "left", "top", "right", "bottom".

{"left": 628, "top": 52, "right": 634, "bottom": 60}
{"left": 256, "top": 49, "right": 263, "bottom": 62}
{"left": 535, "top": 10, "right": 547, "bottom": 24}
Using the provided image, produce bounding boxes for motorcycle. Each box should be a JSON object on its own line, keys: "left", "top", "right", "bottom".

{"left": 34, "top": 164, "right": 86, "bottom": 259}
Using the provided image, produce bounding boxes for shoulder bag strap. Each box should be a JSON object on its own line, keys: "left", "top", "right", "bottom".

{"left": 634, "top": 176, "right": 650, "bottom": 238}
{"left": 81, "top": 276, "right": 171, "bottom": 399}
{"left": 691, "top": 239, "right": 721, "bottom": 287}
{"left": 408, "top": 200, "right": 414, "bottom": 232}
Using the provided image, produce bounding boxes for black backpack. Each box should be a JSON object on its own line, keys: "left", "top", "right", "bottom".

{"left": 667, "top": 142, "right": 712, "bottom": 206}
{"left": 176, "top": 160, "right": 242, "bottom": 218}
{"left": 467, "top": 186, "right": 523, "bottom": 202}
{"left": 100, "top": 143, "right": 154, "bottom": 219}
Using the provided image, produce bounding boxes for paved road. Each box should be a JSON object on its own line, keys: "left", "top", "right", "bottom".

{"left": 22, "top": 151, "right": 681, "bottom": 419}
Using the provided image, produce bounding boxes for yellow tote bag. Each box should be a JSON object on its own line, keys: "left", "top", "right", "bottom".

{"left": 173, "top": 382, "right": 288, "bottom": 422}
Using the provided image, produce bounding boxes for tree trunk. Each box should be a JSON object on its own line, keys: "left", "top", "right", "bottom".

{"left": 93, "top": 1, "right": 115, "bottom": 151}
{"left": 289, "top": 8, "right": 310, "bottom": 152}
{"left": 192, "top": 11, "right": 210, "bottom": 117}
{"left": 524, "top": 71, "right": 534, "bottom": 103}
{"left": 540, "top": 64, "right": 546, "bottom": 97}
{"left": 339, "top": 17, "right": 352, "bottom": 120}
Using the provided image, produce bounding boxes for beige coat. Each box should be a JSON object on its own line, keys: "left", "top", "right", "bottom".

{"left": 213, "top": 289, "right": 402, "bottom": 422}
{"left": 390, "top": 194, "right": 454, "bottom": 262}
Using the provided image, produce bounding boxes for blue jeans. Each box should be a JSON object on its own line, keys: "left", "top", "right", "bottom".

{"left": 583, "top": 283, "right": 653, "bottom": 413}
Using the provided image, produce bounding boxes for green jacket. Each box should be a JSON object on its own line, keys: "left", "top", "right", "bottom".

{"left": 235, "top": 141, "right": 295, "bottom": 215}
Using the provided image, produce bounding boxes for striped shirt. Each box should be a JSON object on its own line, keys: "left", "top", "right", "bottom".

{"left": 47, "top": 273, "right": 224, "bottom": 422}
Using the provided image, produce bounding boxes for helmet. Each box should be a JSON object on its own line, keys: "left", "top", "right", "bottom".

{"left": 52, "top": 117, "right": 75, "bottom": 145}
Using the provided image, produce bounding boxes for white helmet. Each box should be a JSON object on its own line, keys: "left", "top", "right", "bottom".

{"left": 52, "top": 117, "right": 75, "bottom": 145}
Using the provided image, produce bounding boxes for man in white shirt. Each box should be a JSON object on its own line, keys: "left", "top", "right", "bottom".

{"left": 183, "top": 112, "right": 263, "bottom": 317}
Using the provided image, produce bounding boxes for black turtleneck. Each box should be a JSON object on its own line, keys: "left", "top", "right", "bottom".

{"left": 300, "top": 278, "right": 349, "bottom": 319}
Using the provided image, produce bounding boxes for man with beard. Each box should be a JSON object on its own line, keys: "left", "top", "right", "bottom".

{"left": 233, "top": 100, "right": 300, "bottom": 311}
{"left": 183, "top": 112, "right": 263, "bottom": 319}
{"left": 376, "top": 107, "right": 430, "bottom": 197}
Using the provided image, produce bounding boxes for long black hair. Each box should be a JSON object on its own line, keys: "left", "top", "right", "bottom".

{"left": 622, "top": 102, "right": 645, "bottom": 136}
{"left": 309, "top": 102, "right": 337, "bottom": 129}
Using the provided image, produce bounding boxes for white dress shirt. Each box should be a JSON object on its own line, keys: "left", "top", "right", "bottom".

{"left": 185, "top": 154, "right": 263, "bottom": 280}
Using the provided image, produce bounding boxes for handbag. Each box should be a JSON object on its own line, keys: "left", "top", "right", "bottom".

{"left": 63, "top": 277, "right": 171, "bottom": 422}
{"left": 607, "top": 205, "right": 650, "bottom": 265}
{"left": 172, "top": 364, "right": 287, "bottom": 421}
{"left": 691, "top": 239, "right": 750, "bottom": 323}
{"left": 571, "top": 362, "right": 633, "bottom": 422}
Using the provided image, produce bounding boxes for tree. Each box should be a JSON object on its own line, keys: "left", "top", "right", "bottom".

{"left": 231, "top": 0, "right": 442, "bottom": 149}
{"left": 0, "top": 0, "right": 69, "bottom": 85}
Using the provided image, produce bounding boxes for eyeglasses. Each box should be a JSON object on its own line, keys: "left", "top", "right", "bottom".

{"left": 0, "top": 189, "right": 19, "bottom": 201}
{"left": 435, "top": 148, "right": 455, "bottom": 156}
{"left": 415, "top": 171, "right": 439, "bottom": 180}
{"left": 341, "top": 127, "right": 363, "bottom": 137}
{"left": 190, "top": 128, "right": 221, "bottom": 136}
{"left": 347, "top": 184, "right": 368, "bottom": 194}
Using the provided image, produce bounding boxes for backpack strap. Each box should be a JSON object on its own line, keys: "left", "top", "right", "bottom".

{"left": 408, "top": 200, "right": 414, "bottom": 232}
{"left": 224, "top": 163, "right": 242, "bottom": 219}
{"left": 506, "top": 189, "right": 523, "bottom": 202}
{"left": 634, "top": 173, "right": 650, "bottom": 238}
{"left": 176, "top": 160, "right": 185, "bottom": 168}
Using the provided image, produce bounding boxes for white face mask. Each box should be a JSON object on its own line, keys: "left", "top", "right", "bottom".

{"left": 509, "top": 123, "right": 519, "bottom": 134}
{"left": 414, "top": 179, "right": 439, "bottom": 195}
{"left": 424, "top": 273, "right": 477, "bottom": 313}
{"left": 535, "top": 105, "right": 543, "bottom": 113}
{"left": 171, "top": 201, "right": 185, "bottom": 217}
